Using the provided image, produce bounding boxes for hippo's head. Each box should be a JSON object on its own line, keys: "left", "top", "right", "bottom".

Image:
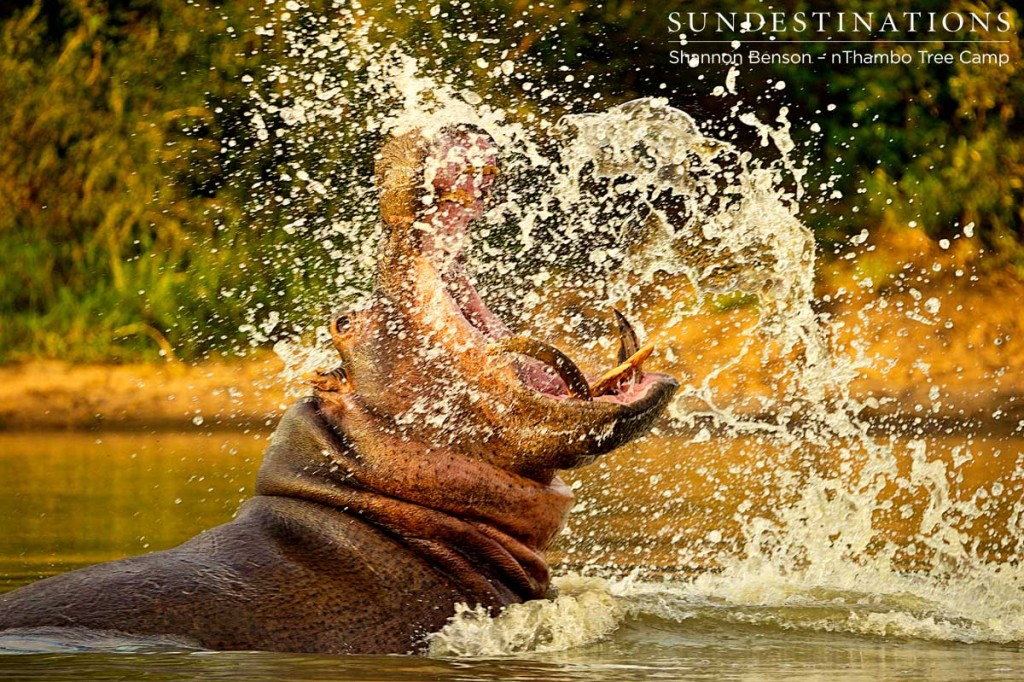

{"left": 313, "top": 125, "right": 678, "bottom": 482}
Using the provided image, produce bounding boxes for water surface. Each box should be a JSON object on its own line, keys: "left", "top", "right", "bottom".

{"left": 1, "top": 430, "right": 1023, "bottom": 680}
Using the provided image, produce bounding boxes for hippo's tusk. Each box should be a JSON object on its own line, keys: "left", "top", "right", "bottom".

{"left": 612, "top": 308, "right": 644, "bottom": 387}
{"left": 612, "top": 309, "right": 640, "bottom": 364}
{"left": 589, "top": 343, "right": 654, "bottom": 397}
{"left": 489, "top": 337, "right": 593, "bottom": 401}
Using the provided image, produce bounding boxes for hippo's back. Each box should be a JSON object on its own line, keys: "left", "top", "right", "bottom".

{"left": 0, "top": 497, "right": 467, "bottom": 653}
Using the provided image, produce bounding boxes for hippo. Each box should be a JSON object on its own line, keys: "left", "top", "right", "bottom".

{"left": 0, "top": 124, "right": 678, "bottom": 654}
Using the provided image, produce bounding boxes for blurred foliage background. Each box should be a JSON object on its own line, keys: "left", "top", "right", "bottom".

{"left": 0, "top": 0, "right": 1021, "bottom": 362}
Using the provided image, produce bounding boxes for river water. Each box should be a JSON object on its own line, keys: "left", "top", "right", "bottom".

{"left": 1, "top": 428, "right": 1022, "bottom": 680}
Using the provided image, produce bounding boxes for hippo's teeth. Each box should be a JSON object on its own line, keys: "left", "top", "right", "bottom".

{"left": 613, "top": 309, "right": 640, "bottom": 365}
{"left": 437, "top": 189, "right": 478, "bottom": 207}
{"left": 488, "top": 337, "right": 593, "bottom": 401}
{"left": 589, "top": 343, "right": 655, "bottom": 397}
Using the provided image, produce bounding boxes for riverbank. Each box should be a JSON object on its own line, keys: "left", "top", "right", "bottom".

{"left": 2, "top": 266, "right": 1022, "bottom": 432}
{"left": 0, "top": 354, "right": 289, "bottom": 430}
{"left": 659, "top": 260, "right": 1024, "bottom": 429}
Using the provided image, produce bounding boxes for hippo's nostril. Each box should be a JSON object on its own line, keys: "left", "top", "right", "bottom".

{"left": 307, "top": 366, "right": 350, "bottom": 393}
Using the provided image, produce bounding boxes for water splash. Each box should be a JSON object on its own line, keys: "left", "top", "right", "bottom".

{"left": 235, "top": 2, "right": 1024, "bottom": 652}
{"left": 431, "top": 569, "right": 1024, "bottom": 656}
{"left": 427, "top": 576, "right": 621, "bottom": 656}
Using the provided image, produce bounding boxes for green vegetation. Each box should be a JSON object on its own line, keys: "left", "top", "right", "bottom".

{"left": 1, "top": 0, "right": 1021, "bottom": 362}
{"left": 0, "top": 1, "right": 265, "bottom": 360}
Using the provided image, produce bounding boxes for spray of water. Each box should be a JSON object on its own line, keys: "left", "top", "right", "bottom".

{"left": 234, "top": 1, "right": 1024, "bottom": 652}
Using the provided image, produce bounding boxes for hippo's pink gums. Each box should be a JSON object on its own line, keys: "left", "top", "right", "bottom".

{"left": 0, "top": 125, "right": 678, "bottom": 654}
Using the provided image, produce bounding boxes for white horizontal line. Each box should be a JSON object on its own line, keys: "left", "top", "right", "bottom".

{"left": 671, "top": 40, "right": 1010, "bottom": 44}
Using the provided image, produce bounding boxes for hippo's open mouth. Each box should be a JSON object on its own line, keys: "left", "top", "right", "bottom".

{"left": 442, "top": 261, "right": 667, "bottom": 408}
{"left": 316, "top": 124, "right": 678, "bottom": 475}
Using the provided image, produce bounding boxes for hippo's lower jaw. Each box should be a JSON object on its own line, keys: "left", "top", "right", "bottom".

{"left": 430, "top": 250, "right": 681, "bottom": 469}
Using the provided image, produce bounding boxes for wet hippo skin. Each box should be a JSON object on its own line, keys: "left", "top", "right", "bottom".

{"left": 0, "top": 124, "right": 678, "bottom": 654}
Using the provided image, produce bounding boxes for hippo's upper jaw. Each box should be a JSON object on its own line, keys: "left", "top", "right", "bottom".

{"left": 316, "top": 124, "right": 679, "bottom": 481}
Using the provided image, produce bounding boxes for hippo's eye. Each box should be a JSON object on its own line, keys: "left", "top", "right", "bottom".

{"left": 333, "top": 315, "right": 351, "bottom": 334}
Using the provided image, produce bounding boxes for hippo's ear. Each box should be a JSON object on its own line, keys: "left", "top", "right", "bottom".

{"left": 375, "top": 130, "right": 429, "bottom": 229}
